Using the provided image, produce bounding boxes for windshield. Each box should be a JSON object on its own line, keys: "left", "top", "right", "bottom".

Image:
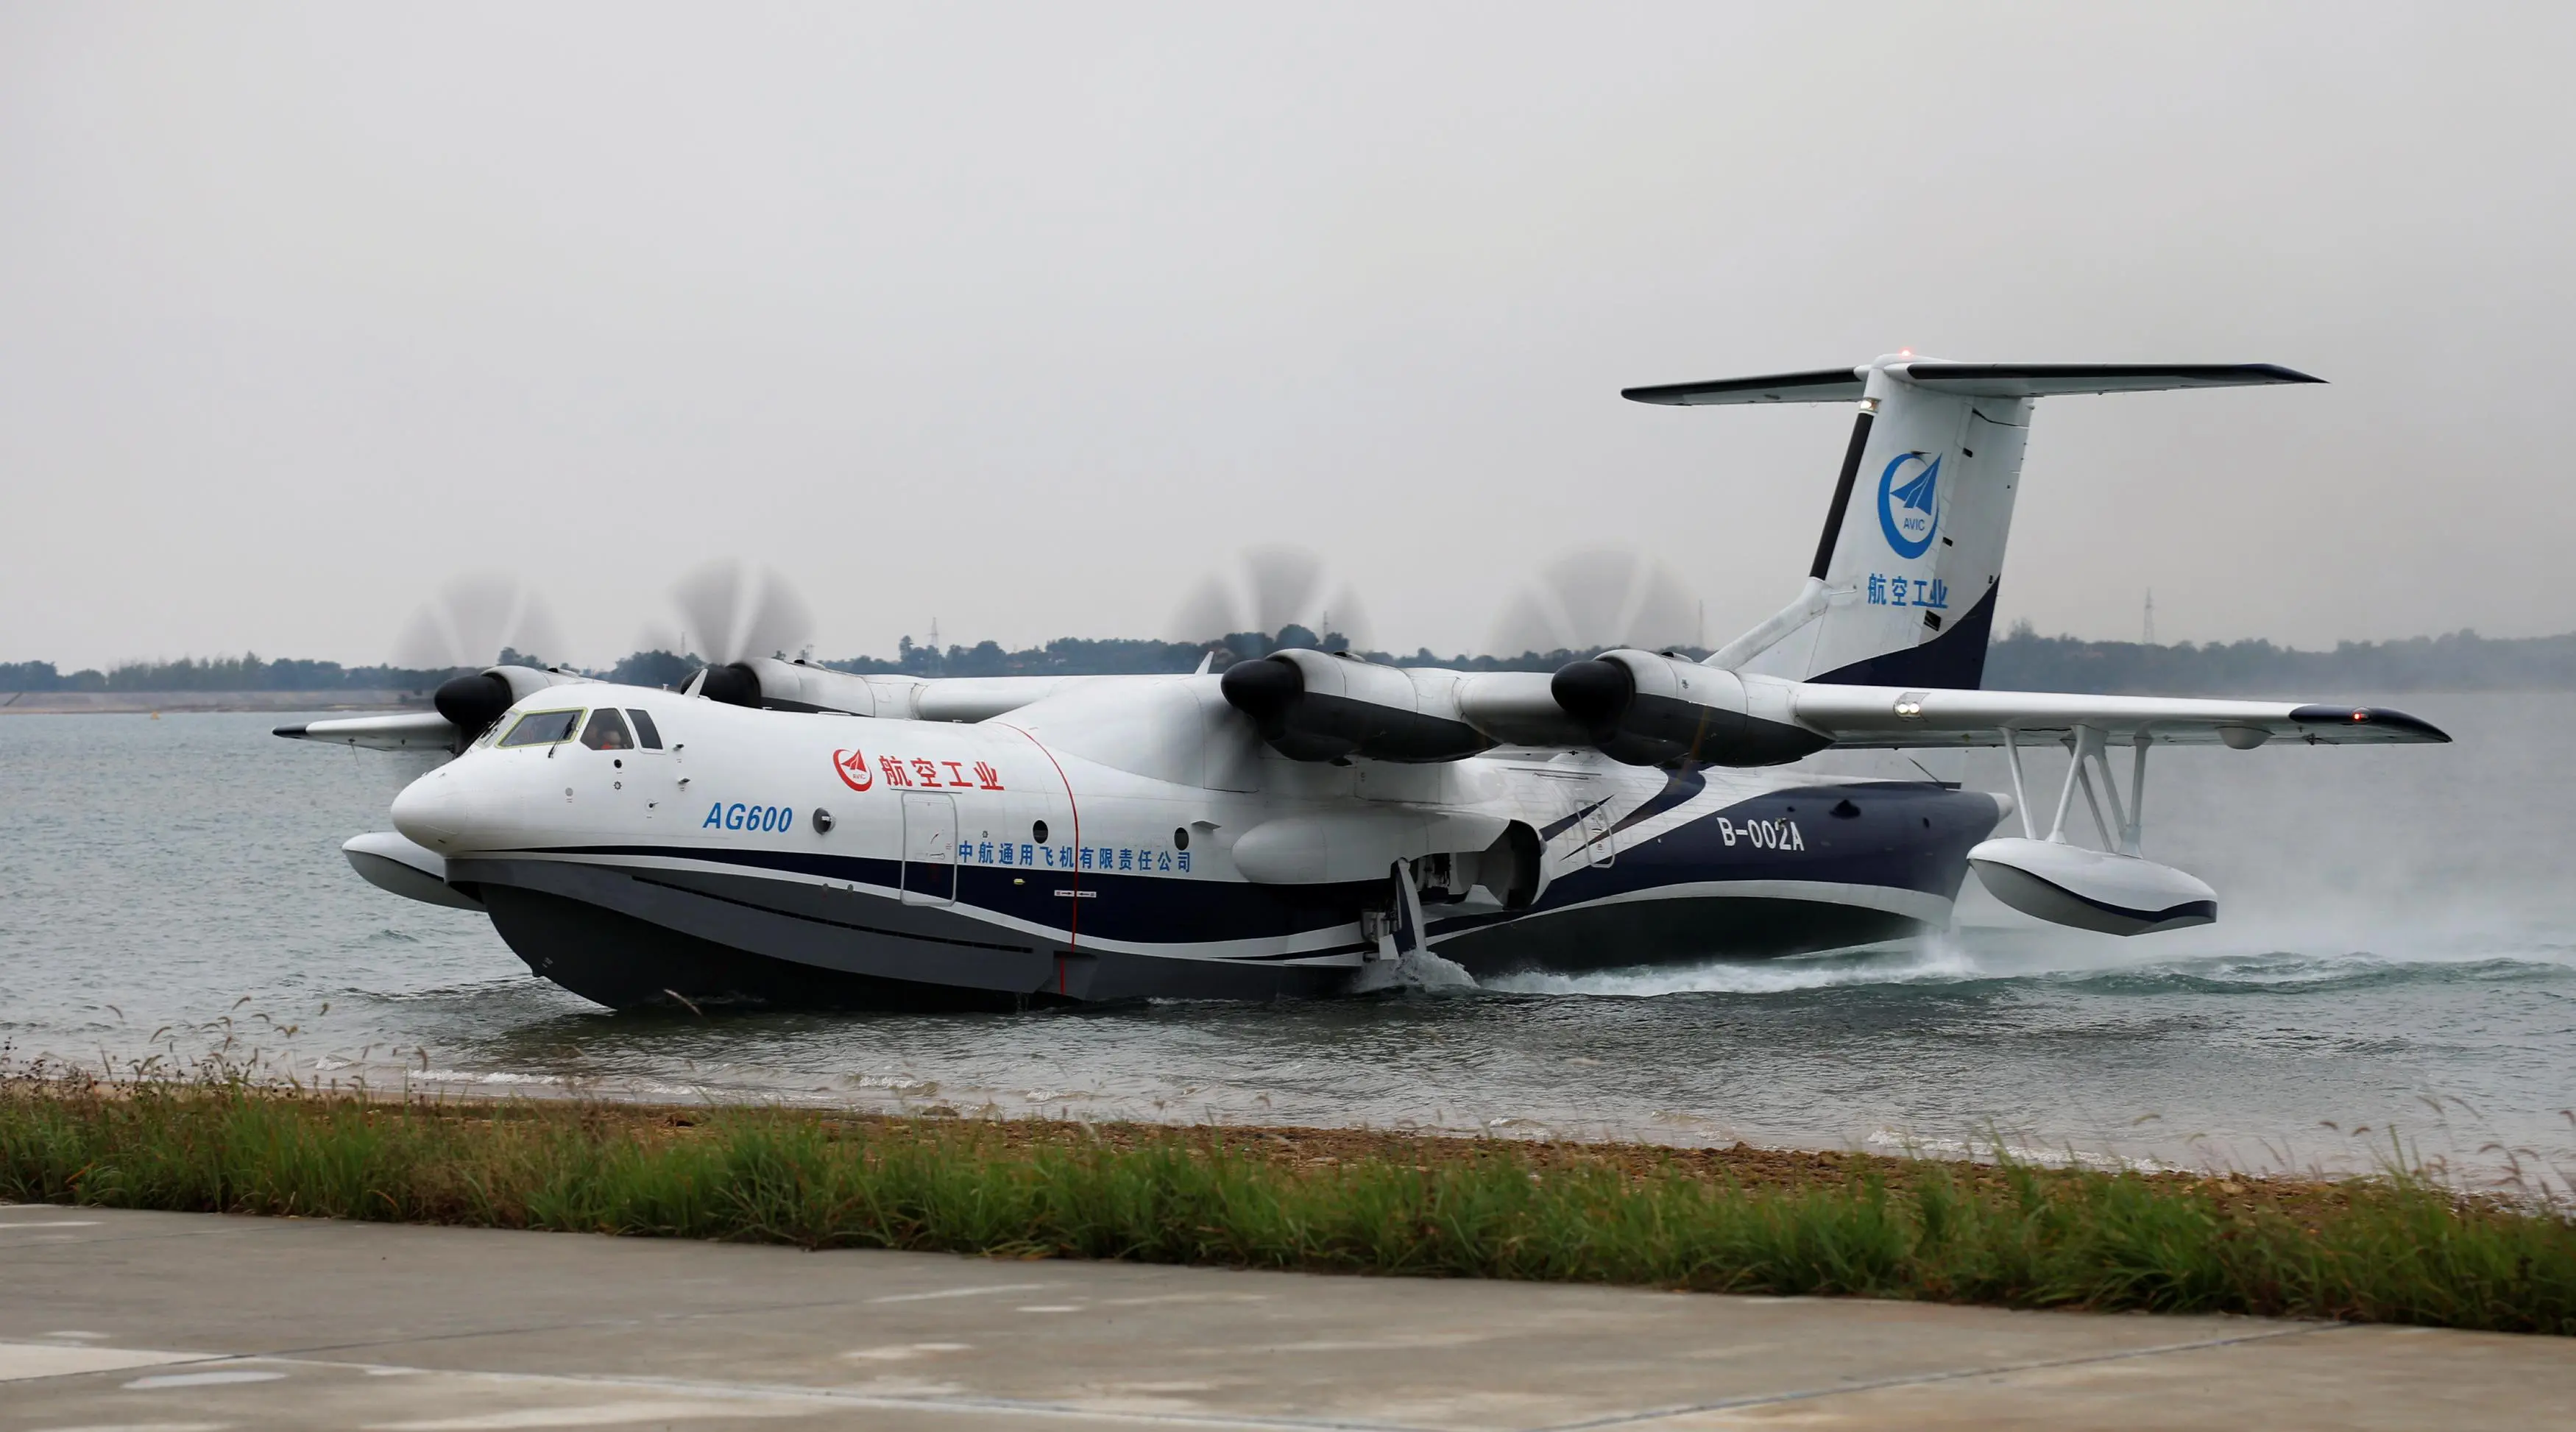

{"left": 498, "top": 709, "right": 582, "bottom": 748}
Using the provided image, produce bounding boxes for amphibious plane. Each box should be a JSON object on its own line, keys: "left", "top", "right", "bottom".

{"left": 280, "top": 355, "right": 2448, "bottom": 1010}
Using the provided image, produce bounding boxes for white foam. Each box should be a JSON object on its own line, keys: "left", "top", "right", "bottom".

{"left": 1481, "top": 933, "right": 1984, "bottom": 996}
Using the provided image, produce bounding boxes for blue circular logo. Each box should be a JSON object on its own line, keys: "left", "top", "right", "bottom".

{"left": 1876, "top": 451, "right": 1942, "bottom": 559}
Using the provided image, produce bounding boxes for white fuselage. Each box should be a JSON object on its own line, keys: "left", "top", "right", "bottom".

{"left": 379, "top": 677, "right": 2004, "bottom": 1008}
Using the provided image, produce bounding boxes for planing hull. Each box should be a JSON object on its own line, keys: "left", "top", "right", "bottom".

{"left": 446, "top": 776, "right": 2001, "bottom": 1011}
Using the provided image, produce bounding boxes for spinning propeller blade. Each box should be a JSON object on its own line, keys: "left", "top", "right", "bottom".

{"left": 671, "top": 559, "right": 815, "bottom": 666}
{"left": 670, "top": 559, "right": 818, "bottom": 706}
{"left": 1168, "top": 545, "right": 1372, "bottom": 653}
{"left": 392, "top": 573, "right": 566, "bottom": 672}
{"left": 1488, "top": 545, "right": 1699, "bottom": 658}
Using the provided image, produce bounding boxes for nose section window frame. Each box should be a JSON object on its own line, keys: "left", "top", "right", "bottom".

{"left": 498, "top": 708, "right": 584, "bottom": 748}
{"left": 580, "top": 709, "right": 636, "bottom": 751}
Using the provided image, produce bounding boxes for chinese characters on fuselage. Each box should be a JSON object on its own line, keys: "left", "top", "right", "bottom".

{"left": 872, "top": 755, "right": 1005, "bottom": 790}
{"left": 960, "top": 840, "right": 1192, "bottom": 875}
{"left": 1864, "top": 574, "right": 1949, "bottom": 609}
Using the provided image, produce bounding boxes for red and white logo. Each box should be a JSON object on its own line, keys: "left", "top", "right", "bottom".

{"left": 832, "top": 748, "right": 874, "bottom": 792}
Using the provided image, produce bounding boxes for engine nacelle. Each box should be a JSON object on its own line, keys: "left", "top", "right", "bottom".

{"left": 433, "top": 664, "right": 587, "bottom": 745}
{"left": 693, "top": 657, "right": 922, "bottom": 717}
{"left": 1220, "top": 649, "right": 1493, "bottom": 763}
{"left": 1549, "top": 649, "right": 1829, "bottom": 768}
{"left": 1967, "top": 837, "right": 2217, "bottom": 935}
{"left": 695, "top": 657, "right": 1096, "bottom": 724}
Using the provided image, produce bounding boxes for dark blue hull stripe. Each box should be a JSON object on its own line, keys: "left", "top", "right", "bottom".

{"left": 472, "top": 781, "right": 2001, "bottom": 952}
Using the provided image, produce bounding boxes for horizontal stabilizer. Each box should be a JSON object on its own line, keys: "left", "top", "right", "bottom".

{"left": 1791, "top": 685, "right": 2448, "bottom": 748}
{"left": 274, "top": 711, "right": 458, "bottom": 751}
{"left": 1624, "top": 361, "right": 2320, "bottom": 406}
{"left": 1621, "top": 367, "right": 1866, "bottom": 405}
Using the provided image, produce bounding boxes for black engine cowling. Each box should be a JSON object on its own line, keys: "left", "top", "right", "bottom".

{"left": 1220, "top": 650, "right": 1493, "bottom": 763}
{"left": 1551, "top": 650, "right": 1828, "bottom": 767}
{"left": 693, "top": 662, "right": 762, "bottom": 708}
{"left": 431, "top": 671, "right": 516, "bottom": 746}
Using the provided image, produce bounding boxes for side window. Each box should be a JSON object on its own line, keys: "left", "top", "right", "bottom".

{"left": 627, "top": 709, "right": 663, "bottom": 749}
{"left": 498, "top": 709, "right": 582, "bottom": 748}
{"left": 580, "top": 709, "right": 635, "bottom": 751}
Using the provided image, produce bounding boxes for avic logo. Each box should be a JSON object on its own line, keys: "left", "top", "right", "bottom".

{"left": 832, "top": 748, "right": 874, "bottom": 792}
{"left": 1877, "top": 451, "right": 1942, "bottom": 559}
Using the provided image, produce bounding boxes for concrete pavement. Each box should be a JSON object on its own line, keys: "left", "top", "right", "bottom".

{"left": 0, "top": 1202, "right": 2566, "bottom": 1430}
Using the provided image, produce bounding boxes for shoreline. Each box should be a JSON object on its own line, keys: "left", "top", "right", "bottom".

{"left": 41, "top": 1051, "right": 2552, "bottom": 1195}
{"left": 6, "top": 1081, "right": 2567, "bottom": 1333}
{"left": 0, "top": 690, "right": 431, "bottom": 715}
{"left": 611, "top": 1101, "right": 2387, "bottom": 1219}
{"left": 375, "top": 1085, "right": 2397, "bottom": 1201}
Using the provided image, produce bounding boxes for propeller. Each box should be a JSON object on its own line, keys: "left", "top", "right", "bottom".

{"left": 1487, "top": 545, "right": 1699, "bottom": 658}
{"left": 669, "top": 559, "right": 815, "bottom": 666}
{"left": 664, "top": 559, "right": 817, "bottom": 709}
{"left": 1168, "top": 545, "right": 1373, "bottom": 653}
{"left": 386, "top": 573, "right": 569, "bottom": 748}
{"left": 392, "top": 573, "right": 567, "bottom": 672}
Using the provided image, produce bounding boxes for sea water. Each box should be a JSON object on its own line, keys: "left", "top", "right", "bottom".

{"left": 2, "top": 699, "right": 2569, "bottom": 1190}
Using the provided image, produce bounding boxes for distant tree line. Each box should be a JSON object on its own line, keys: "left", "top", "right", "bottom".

{"left": 811, "top": 628, "right": 1717, "bottom": 677}
{"left": 0, "top": 655, "right": 456, "bottom": 693}
{"left": 11, "top": 624, "right": 2575, "bottom": 693}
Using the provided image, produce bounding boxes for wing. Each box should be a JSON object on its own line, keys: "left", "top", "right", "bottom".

{"left": 273, "top": 712, "right": 459, "bottom": 751}
{"left": 1791, "top": 684, "right": 2449, "bottom": 748}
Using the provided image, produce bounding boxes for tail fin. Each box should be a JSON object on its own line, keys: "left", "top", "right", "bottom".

{"left": 1625, "top": 358, "right": 2321, "bottom": 689}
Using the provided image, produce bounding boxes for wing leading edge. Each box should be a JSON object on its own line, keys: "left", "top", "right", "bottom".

{"left": 1791, "top": 684, "right": 2449, "bottom": 749}
{"left": 274, "top": 711, "right": 461, "bottom": 751}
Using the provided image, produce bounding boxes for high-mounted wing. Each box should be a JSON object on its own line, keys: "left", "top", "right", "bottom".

{"left": 271, "top": 665, "right": 591, "bottom": 756}
{"left": 693, "top": 656, "right": 1109, "bottom": 722}
{"left": 1790, "top": 684, "right": 2449, "bottom": 749}
{"left": 273, "top": 712, "right": 460, "bottom": 751}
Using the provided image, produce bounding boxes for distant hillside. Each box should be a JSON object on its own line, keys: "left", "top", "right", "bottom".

{"left": 9, "top": 626, "right": 2573, "bottom": 694}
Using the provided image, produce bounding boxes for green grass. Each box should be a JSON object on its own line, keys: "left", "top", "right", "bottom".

{"left": 4, "top": 1080, "right": 2571, "bottom": 1335}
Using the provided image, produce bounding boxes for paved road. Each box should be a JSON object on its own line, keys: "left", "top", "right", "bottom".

{"left": 0, "top": 1204, "right": 2564, "bottom": 1429}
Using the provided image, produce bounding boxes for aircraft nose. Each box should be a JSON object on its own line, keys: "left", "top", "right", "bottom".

{"left": 391, "top": 768, "right": 469, "bottom": 851}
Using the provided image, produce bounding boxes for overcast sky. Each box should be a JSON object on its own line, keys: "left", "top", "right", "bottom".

{"left": 4, "top": 3, "right": 2569, "bottom": 669}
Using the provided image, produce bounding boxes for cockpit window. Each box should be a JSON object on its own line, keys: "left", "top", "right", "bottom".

{"left": 627, "top": 709, "right": 663, "bottom": 748}
{"left": 580, "top": 709, "right": 635, "bottom": 751}
{"left": 498, "top": 709, "right": 582, "bottom": 748}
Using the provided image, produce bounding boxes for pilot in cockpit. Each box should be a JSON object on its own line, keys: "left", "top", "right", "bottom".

{"left": 579, "top": 709, "right": 634, "bottom": 751}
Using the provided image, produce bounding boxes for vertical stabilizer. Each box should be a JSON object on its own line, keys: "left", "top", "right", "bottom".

{"left": 1624, "top": 358, "right": 2320, "bottom": 689}
{"left": 1744, "top": 364, "right": 2028, "bottom": 687}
